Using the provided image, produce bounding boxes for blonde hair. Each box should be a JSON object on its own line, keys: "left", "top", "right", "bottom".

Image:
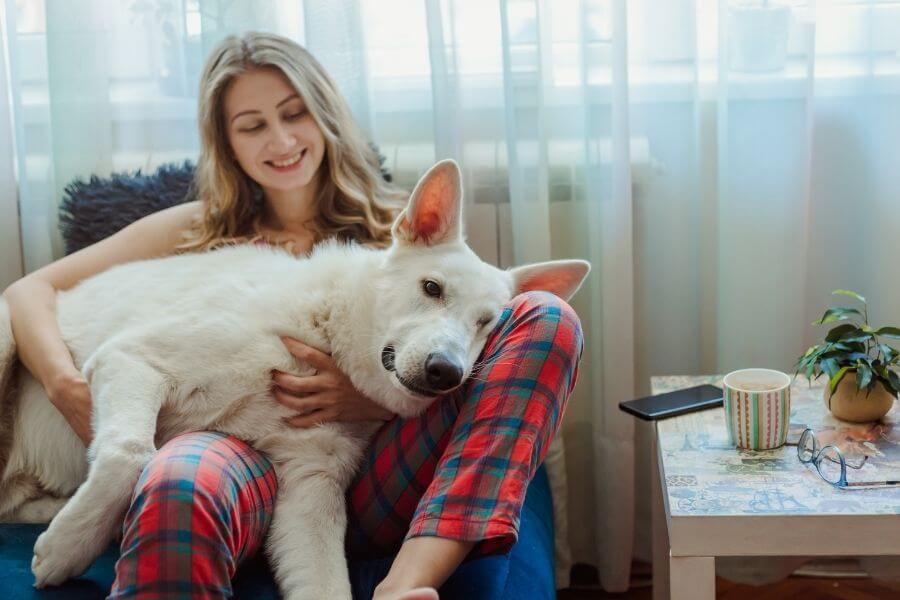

{"left": 180, "top": 31, "right": 405, "bottom": 252}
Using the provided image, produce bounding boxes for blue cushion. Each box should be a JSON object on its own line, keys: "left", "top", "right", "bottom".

{"left": 0, "top": 466, "right": 554, "bottom": 599}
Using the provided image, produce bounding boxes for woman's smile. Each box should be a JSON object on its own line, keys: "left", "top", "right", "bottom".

{"left": 266, "top": 148, "right": 307, "bottom": 172}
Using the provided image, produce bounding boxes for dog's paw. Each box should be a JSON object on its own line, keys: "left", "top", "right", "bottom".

{"left": 31, "top": 528, "right": 91, "bottom": 588}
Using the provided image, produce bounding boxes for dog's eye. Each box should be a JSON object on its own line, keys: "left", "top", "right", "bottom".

{"left": 477, "top": 317, "right": 492, "bottom": 329}
{"left": 422, "top": 280, "right": 442, "bottom": 298}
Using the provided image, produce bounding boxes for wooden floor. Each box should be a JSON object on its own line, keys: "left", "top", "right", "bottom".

{"left": 560, "top": 577, "right": 900, "bottom": 599}
{"left": 558, "top": 562, "right": 900, "bottom": 599}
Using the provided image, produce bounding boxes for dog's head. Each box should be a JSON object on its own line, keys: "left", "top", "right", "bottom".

{"left": 369, "top": 160, "right": 590, "bottom": 417}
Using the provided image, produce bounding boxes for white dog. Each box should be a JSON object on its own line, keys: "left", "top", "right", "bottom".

{"left": 0, "top": 160, "right": 589, "bottom": 599}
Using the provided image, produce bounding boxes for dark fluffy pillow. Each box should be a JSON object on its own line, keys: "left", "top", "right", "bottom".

{"left": 58, "top": 161, "right": 196, "bottom": 255}
{"left": 58, "top": 145, "right": 393, "bottom": 256}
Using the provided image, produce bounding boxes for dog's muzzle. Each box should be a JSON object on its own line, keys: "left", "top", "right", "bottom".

{"left": 381, "top": 345, "right": 396, "bottom": 371}
{"left": 424, "top": 352, "right": 464, "bottom": 392}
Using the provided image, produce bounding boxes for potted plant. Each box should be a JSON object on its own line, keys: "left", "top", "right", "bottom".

{"left": 795, "top": 290, "right": 899, "bottom": 423}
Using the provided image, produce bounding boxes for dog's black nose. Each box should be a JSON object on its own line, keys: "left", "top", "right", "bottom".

{"left": 381, "top": 346, "right": 396, "bottom": 371}
{"left": 424, "top": 352, "right": 464, "bottom": 391}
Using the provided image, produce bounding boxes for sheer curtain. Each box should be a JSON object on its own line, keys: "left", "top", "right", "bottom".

{"left": 5, "top": 0, "right": 900, "bottom": 591}
{"left": 0, "top": 1, "right": 22, "bottom": 288}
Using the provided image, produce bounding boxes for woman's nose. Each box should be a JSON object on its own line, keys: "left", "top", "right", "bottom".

{"left": 269, "top": 124, "right": 297, "bottom": 153}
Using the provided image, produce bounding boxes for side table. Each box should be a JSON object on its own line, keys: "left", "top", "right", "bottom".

{"left": 648, "top": 375, "right": 900, "bottom": 600}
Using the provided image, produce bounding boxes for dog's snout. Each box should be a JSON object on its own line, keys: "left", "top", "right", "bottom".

{"left": 424, "top": 352, "right": 464, "bottom": 392}
{"left": 381, "top": 346, "right": 396, "bottom": 371}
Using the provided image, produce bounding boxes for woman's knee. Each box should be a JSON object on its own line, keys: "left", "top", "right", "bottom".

{"left": 507, "top": 290, "right": 584, "bottom": 356}
{"left": 124, "top": 431, "right": 277, "bottom": 564}
{"left": 132, "top": 431, "right": 277, "bottom": 520}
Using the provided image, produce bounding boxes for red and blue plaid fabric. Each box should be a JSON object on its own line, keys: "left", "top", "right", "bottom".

{"left": 109, "top": 290, "right": 582, "bottom": 595}
{"left": 347, "top": 290, "right": 583, "bottom": 556}
{"left": 109, "top": 431, "right": 278, "bottom": 598}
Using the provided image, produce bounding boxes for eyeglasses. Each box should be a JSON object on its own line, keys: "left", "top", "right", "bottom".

{"left": 797, "top": 428, "right": 900, "bottom": 490}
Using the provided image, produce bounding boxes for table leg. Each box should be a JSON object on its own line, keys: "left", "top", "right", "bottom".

{"left": 650, "top": 422, "right": 669, "bottom": 600}
{"left": 669, "top": 555, "right": 715, "bottom": 600}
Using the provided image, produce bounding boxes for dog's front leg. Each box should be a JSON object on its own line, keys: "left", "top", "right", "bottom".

{"left": 267, "top": 459, "right": 353, "bottom": 600}
{"left": 31, "top": 350, "right": 165, "bottom": 588}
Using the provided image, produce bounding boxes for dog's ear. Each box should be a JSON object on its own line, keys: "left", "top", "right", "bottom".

{"left": 509, "top": 260, "right": 591, "bottom": 302}
{"left": 393, "top": 159, "right": 462, "bottom": 246}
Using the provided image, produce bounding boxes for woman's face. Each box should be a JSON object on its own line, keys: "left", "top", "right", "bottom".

{"left": 224, "top": 67, "right": 326, "bottom": 195}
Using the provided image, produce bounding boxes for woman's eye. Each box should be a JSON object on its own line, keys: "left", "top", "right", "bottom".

{"left": 240, "top": 123, "right": 264, "bottom": 133}
{"left": 422, "top": 280, "right": 442, "bottom": 298}
{"left": 285, "top": 111, "right": 305, "bottom": 121}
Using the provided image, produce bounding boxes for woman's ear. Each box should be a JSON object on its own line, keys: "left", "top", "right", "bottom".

{"left": 392, "top": 159, "right": 462, "bottom": 246}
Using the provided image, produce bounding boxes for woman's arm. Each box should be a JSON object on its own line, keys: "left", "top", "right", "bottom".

{"left": 2, "top": 201, "right": 202, "bottom": 444}
{"left": 4, "top": 278, "right": 94, "bottom": 443}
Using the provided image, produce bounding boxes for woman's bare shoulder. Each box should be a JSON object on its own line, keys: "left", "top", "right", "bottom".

{"left": 156, "top": 200, "right": 203, "bottom": 239}
{"left": 18, "top": 201, "right": 206, "bottom": 292}
{"left": 159, "top": 200, "right": 204, "bottom": 230}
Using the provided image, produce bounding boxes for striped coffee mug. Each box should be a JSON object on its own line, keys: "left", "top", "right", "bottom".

{"left": 722, "top": 368, "right": 791, "bottom": 450}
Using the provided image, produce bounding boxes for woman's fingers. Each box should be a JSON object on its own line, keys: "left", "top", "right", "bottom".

{"left": 272, "top": 387, "right": 324, "bottom": 413}
{"left": 281, "top": 337, "right": 336, "bottom": 371}
{"left": 272, "top": 370, "right": 328, "bottom": 395}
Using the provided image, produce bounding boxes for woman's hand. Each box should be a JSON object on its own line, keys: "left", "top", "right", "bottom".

{"left": 274, "top": 337, "right": 395, "bottom": 427}
{"left": 45, "top": 369, "right": 93, "bottom": 446}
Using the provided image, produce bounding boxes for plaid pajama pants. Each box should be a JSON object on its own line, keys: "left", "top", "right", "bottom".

{"left": 109, "top": 290, "right": 583, "bottom": 597}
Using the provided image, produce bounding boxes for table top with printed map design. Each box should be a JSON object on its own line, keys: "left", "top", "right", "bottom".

{"left": 652, "top": 375, "right": 900, "bottom": 518}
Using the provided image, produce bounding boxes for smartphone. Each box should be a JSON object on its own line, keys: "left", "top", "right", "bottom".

{"left": 618, "top": 384, "right": 723, "bottom": 421}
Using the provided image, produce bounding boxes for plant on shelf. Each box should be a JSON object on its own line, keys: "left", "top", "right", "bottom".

{"left": 795, "top": 290, "right": 899, "bottom": 422}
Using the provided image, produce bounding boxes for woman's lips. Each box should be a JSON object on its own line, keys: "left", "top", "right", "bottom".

{"left": 266, "top": 148, "right": 307, "bottom": 173}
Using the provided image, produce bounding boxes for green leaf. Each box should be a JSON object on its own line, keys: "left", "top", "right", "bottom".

{"left": 804, "top": 361, "right": 816, "bottom": 381}
{"left": 796, "top": 345, "right": 832, "bottom": 372}
{"left": 840, "top": 333, "right": 874, "bottom": 344}
{"left": 847, "top": 342, "right": 868, "bottom": 354}
{"left": 832, "top": 289, "right": 866, "bottom": 304}
{"left": 800, "top": 345, "right": 819, "bottom": 359}
{"left": 829, "top": 366, "right": 851, "bottom": 393}
{"left": 819, "top": 352, "right": 866, "bottom": 366}
{"left": 825, "top": 324, "right": 860, "bottom": 343}
{"left": 874, "top": 327, "right": 900, "bottom": 339}
{"left": 857, "top": 364, "right": 873, "bottom": 390}
{"left": 877, "top": 377, "right": 895, "bottom": 396}
{"left": 889, "top": 370, "right": 900, "bottom": 396}
{"left": 814, "top": 307, "right": 863, "bottom": 325}
{"left": 879, "top": 344, "right": 898, "bottom": 364}
{"left": 820, "top": 357, "right": 840, "bottom": 379}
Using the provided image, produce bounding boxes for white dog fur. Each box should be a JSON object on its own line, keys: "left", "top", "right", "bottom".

{"left": 0, "top": 160, "right": 589, "bottom": 599}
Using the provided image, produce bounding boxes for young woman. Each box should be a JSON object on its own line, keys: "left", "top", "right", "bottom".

{"left": 3, "top": 32, "right": 583, "bottom": 600}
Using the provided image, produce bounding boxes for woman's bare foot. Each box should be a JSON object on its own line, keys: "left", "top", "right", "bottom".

{"left": 374, "top": 537, "right": 472, "bottom": 600}
{"left": 398, "top": 588, "right": 439, "bottom": 600}
{"left": 374, "top": 586, "right": 439, "bottom": 600}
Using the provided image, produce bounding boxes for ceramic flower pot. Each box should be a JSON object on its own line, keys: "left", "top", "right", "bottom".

{"left": 823, "top": 372, "right": 896, "bottom": 423}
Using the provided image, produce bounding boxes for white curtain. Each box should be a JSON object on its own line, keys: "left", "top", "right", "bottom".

{"left": 6, "top": 0, "right": 900, "bottom": 591}
{"left": 0, "top": 1, "right": 23, "bottom": 288}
